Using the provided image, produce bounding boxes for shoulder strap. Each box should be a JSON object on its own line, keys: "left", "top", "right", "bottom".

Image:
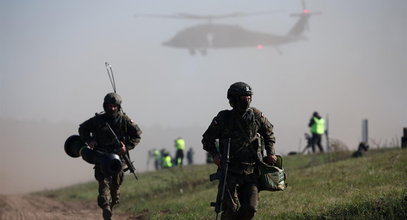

{"left": 221, "top": 110, "right": 234, "bottom": 135}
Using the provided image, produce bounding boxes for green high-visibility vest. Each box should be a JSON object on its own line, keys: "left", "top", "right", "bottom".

{"left": 175, "top": 138, "right": 185, "bottom": 150}
{"left": 153, "top": 150, "right": 161, "bottom": 160}
{"left": 162, "top": 155, "right": 173, "bottom": 168}
{"left": 311, "top": 117, "right": 325, "bottom": 135}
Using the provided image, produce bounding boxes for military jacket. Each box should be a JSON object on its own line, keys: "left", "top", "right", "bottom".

{"left": 202, "top": 107, "right": 275, "bottom": 174}
{"left": 79, "top": 112, "right": 142, "bottom": 153}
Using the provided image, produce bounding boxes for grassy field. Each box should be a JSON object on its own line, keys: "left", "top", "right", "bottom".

{"left": 39, "top": 148, "right": 407, "bottom": 219}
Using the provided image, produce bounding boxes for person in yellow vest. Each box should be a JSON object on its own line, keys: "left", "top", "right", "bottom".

{"left": 308, "top": 111, "right": 325, "bottom": 153}
{"left": 174, "top": 137, "right": 185, "bottom": 166}
{"left": 161, "top": 149, "right": 173, "bottom": 168}
{"left": 153, "top": 149, "right": 161, "bottom": 170}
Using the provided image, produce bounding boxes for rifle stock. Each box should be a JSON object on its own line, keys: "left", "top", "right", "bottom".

{"left": 105, "top": 123, "right": 138, "bottom": 180}
{"left": 209, "top": 138, "right": 231, "bottom": 220}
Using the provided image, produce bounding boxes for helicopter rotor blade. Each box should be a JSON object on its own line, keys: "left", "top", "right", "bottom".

{"left": 134, "top": 13, "right": 187, "bottom": 19}
{"left": 224, "top": 10, "right": 283, "bottom": 18}
{"left": 310, "top": 12, "right": 322, "bottom": 15}
{"left": 135, "top": 10, "right": 282, "bottom": 21}
{"left": 290, "top": 11, "right": 322, "bottom": 17}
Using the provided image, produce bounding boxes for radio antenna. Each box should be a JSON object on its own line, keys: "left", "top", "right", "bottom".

{"left": 105, "top": 62, "right": 117, "bottom": 93}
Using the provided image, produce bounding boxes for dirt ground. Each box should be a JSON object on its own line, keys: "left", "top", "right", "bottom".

{"left": 0, "top": 194, "right": 143, "bottom": 220}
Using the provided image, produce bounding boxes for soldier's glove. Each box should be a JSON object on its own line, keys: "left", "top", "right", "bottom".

{"left": 265, "top": 154, "right": 277, "bottom": 165}
{"left": 87, "top": 140, "right": 97, "bottom": 149}
{"left": 118, "top": 141, "right": 127, "bottom": 155}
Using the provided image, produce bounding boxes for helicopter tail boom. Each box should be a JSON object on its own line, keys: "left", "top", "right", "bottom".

{"left": 286, "top": 0, "right": 321, "bottom": 37}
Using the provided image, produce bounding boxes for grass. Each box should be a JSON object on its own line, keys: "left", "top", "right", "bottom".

{"left": 38, "top": 147, "right": 407, "bottom": 219}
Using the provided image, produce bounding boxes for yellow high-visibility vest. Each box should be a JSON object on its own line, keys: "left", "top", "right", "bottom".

{"left": 175, "top": 138, "right": 185, "bottom": 150}
{"left": 311, "top": 117, "right": 325, "bottom": 135}
{"left": 162, "top": 155, "right": 173, "bottom": 168}
{"left": 153, "top": 150, "right": 161, "bottom": 160}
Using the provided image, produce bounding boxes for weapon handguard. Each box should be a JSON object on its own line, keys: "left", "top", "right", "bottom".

{"left": 105, "top": 123, "right": 138, "bottom": 180}
{"left": 209, "top": 138, "right": 231, "bottom": 220}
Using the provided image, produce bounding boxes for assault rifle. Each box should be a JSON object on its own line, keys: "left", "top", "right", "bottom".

{"left": 105, "top": 122, "right": 138, "bottom": 180}
{"left": 209, "top": 138, "right": 231, "bottom": 220}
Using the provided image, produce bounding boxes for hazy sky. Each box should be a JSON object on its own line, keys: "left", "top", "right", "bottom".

{"left": 1, "top": 0, "right": 406, "bottom": 193}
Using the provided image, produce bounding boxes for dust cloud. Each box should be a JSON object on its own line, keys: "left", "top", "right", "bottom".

{"left": 1, "top": 0, "right": 406, "bottom": 194}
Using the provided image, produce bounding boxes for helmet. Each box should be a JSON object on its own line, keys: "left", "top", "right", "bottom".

{"left": 104, "top": 92, "right": 122, "bottom": 106}
{"left": 103, "top": 93, "right": 122, "bottom": 117}
{"left": 227, "top": 82, "right": 253, "bottom": 99}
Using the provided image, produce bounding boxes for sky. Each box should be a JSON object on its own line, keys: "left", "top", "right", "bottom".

{"left": 1, "top": 0, "right": 406, "bottom": 194}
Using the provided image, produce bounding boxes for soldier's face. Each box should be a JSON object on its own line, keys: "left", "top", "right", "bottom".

{"left": 236, "top": 95, "right": 251, "bottom": 111}
{"left": 240, "top": 95, "right": 251, "bottom": 102}
{"left": 105, "top": 103, "right": 119, "bottom": 116}
{"left": 106, "top": 104, "right": 118, "bottom": 110}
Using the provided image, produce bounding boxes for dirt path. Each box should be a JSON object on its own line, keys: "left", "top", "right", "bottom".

{"left": 0, "top": 194, "right": 140, "bottom": 220}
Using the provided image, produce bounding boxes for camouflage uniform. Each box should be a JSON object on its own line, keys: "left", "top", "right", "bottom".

{"left": 202, "top": 107, "right": 275, "bottom": 220}
{"left": 78, "top": 93, "right": 141, "bottom": 219}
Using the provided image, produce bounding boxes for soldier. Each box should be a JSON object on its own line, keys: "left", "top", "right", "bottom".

{"left": 161, "top": 149, "right": 173, "bottom": 168}
{"left": 153, "top": 148, "right": 162, "bottom": 170}
{"left": 202, "top": 82, "right": 276, "bottom": 220}
{"left": 78, "top": 92, "right": 142, "bottom": 220}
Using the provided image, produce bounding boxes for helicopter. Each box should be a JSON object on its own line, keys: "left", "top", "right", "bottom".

{"left": 136, "top": 0, "right": 321, "bottom": 55}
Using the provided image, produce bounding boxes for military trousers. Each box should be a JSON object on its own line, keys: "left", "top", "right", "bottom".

{"left": 94, "top": 166, "right": 124, "bottom": 209}
{"left": 221, "top": 173, "right": 259, "bottom": 220}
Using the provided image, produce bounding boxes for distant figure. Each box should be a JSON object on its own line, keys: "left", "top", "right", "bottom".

{"left": 174, "top": 137, "right": 185, "bottom": 166}
{"left": 153, "top": 148, "right": 161, "bottom": 170}
{"left": 402, "top": 127, "right": 407, "bottom": 148}
{"left": 308, "top": 111, "right": 325, "bottom": 153}
{"left": 352, "top": 142, "right": 369, "bottom": 158}
{"left": 186, "top": 147, "right": 194, "bottom": 165}
{"left": 146, "top": 150, "right": 153, "bottom": 170}
{"left": 78, "top": 93, "right": 142, "bottom": 220}
{"left": 161, "top": 149, "right": 173, "bottom": 168}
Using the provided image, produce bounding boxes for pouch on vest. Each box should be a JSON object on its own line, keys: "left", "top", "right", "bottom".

{"left": 258, "top": 155, "right": 287, "bottom": 191}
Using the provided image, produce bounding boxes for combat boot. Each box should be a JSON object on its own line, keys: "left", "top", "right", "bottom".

{"left": 110, "top": 198, "right": 120, "bottom": 210}
{"left": 102, "top": 206, "right": 112, "bottom": 220}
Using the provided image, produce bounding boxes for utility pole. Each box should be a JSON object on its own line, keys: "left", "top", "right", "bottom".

{"left": 325, "top": 114, "right": 330, "bottom": 152}
{"left": 362, "top": 119, "right": 368, "bottom": 144}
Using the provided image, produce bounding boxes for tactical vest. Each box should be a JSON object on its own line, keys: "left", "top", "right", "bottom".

{"left": 92, "top": 113, "right": 128, "bottom": 152}
{"left": 219, "top": 108, "right": 263, "bottom": 175}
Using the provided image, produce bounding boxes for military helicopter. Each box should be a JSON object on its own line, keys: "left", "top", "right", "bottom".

{"left": 136, "top": 0, "right": 321, "bottom": 55}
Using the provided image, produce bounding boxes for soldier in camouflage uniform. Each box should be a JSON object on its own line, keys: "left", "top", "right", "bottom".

{"left": 79, "top": 92, "right": 142, "bottom": 220}
{"left": 202, "top": 82, "right": 276, "bottom": 220}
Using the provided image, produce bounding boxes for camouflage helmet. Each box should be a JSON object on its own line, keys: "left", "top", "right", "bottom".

{"left": 227, "top": 82, "right": 253, "bottom": 99}
{"left": 103, "top": 92, "right": 122, "bottom": 106}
